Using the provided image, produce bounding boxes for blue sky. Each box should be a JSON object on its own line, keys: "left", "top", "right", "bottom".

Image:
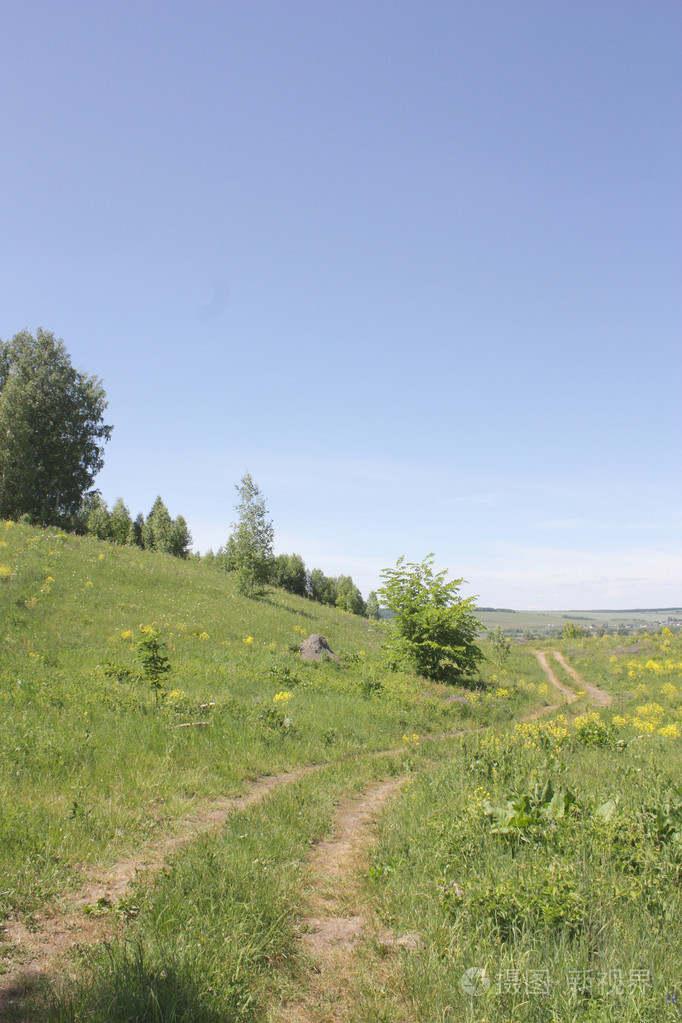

{"left": 2, "top": 1, "right": 680, "bottom": 608}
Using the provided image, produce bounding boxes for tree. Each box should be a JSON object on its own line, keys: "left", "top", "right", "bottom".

{"left": 309, "top": 568, "right": 337, "bottom": 606}
{"left": 130, "top": 512, "right": 145, "bottom": 548}
{"left": 229, "top": 472, "right": 274, "bottom": 596}
{"left": 365, "top": 590, "right": 381, "bottom": 620}
{"left": 489, "top": 625, "right": 511, "bottom": 667}
{"left": 335, "top": 575, "right": 365, "bottom": 616}
{"left": 110, "top": 498, "right": 133, "bottom": 545}
{"left": 0, "top": 328, "right": 112, "bottom": 524}
{"left": 378, "top": 555, "right": 483, "bottom": 685}
{"left": 142, "top": 497, "right": 173, "bottom": 552}
{"left": 87, "top": 495, "right": 112, "bottom": 540}
{"left": 272, "top": 552, "right": 308, "bottom": 596}
{"left": 168, "top": 514, "right": 192, "bottom": 558}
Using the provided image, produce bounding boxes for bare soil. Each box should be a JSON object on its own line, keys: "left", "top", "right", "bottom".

{"left": 275, "top": 776, "right": 409, "bottom": 1023}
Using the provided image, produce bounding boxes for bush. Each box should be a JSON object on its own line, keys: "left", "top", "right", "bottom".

{"left": 379, "top": 554, "right": 483, "bottom": 685}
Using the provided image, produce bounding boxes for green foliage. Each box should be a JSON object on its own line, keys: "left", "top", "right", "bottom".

{"left": 563, "top": 621, "right": 584, "bottom": 638}
{"left": 335, "top": 574, "right": 365, "bottom": 616}
{"left": 489, "top": 624, "right": 511, "bottom": 666}
{"left": 228, "top": 473, "right": 274, "bottom": 596}
{"left": 483, "top": 777, "right": 578, "bottom": 840}
{"left": 0, "top": 328, "right": 112, "bottom": 524}
{"left": 136, "top": 628, "right": 171, "bottom": 705}
{"left": 168, "top": 514, "right": 192, "bottom": 558}
{"left": 109, "top": 498, "right": 133, "bottom": 545}
{"left": 365, "top": 590, "right": 381, "bottom": 620}
{"left": 86, "top": 495, "right": 112, "bottom": 541}
{"left": 379, "top": 554, "right": 483, "bottom": 684}
{"left": 309, "top": 567, "right": 337, "bottom": 606}
{"left": 138, "top": 497, "right": 191, "bottom": 557}
{"left": 129, "top": 512, "right": 144, "bottom": 547}
{"left": 272, "top": 552, "right": 308, "bottom": 596}
{"left": 142, "top": 497, "right": 172, "bottom": 552}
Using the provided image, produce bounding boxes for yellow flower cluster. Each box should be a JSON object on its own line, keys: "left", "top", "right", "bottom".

{"left": 494, "top": 687, "right": 511, "bottom": 699}
{"left": 516, "top": 678, "right": 537, "bottom": 692}
{"left": 166, "top": 689, "right": 187, "bottom": 704}
{"left": 402, "top": 733, "right": 420, "bottom": 744}
{"left": 198, "top": 632, "right": 209, "bottom": 641}
{"left": 631, "top": 703, "right": 665, "bottom": 733}
{"left": 243, "top": 636, "right": 254, "bottom": 645}
{"left": 513, "top": 716, "right": 568, "bottom": 751}
{"left": 572, "top": 711, "right": 602, "bottom": 731}
{"left": 0, "top": 565, "right": 12, "bottom": 580}
{"left": 626, "top": 659, "right": 682, "bottom": 679}
{"left": 273, "top": 691, "right": 293, "bottom": 703}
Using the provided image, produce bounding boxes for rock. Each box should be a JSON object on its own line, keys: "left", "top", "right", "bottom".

{"left": 299, "top": 634, "right": 340, "bottom": 662}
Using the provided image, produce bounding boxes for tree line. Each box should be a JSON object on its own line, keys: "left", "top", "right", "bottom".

{"left": 78, "top": 494, "right": 192, "bottom": 558}
{"left": 0, "top": 328, "right": 484, "bottom": 681}
{"left": 0, "top": 330, "right": 375, "bottom": 615}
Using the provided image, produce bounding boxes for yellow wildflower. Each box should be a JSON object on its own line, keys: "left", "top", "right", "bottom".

{"left": 243, "top": 636, "right": 254, "bottom": 645}
{"left": 273, "top": 691, "right": 293, "bottom": 703}
{"left": 659, "top": 723, "right": 681, "bottom": 738}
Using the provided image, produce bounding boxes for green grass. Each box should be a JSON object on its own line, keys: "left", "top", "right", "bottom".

{"left": 0, "top": 521, "right": 542, "bottom": 922}
{"left": 42, "top": 759, "right": 404, "bottom": 1023}
{"left": 7, "top": 521, "right": 677, "bottom": 1022}
{"left": 358, "top": 644, "right": 682, "bottom": 1022}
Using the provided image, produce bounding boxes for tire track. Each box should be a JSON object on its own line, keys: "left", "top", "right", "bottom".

{"left": 553, "top": 650, "right": 612, "bottom": 706}
{"left": 0, "top": 768, "right": 315, "bottom": 1014}
{"left": 275, "top": 776, "right": 408, "bottom": 1023}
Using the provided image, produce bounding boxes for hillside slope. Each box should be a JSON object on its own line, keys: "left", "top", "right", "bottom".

{"left": 0, "top": 522, "right": 546, "bottom": 924}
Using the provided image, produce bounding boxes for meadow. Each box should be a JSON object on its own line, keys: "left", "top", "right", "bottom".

{"left": 1, "top": 521, "right": 680, "bottom": 1022}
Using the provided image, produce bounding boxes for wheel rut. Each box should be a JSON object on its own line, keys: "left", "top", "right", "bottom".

{"left": 1, "top": 651, "right": 612, "bottom": 1019}
{"left": 0, "top": 768, "right": 314, "bottom": 1013}
{"left": 535, "top": 649, "right": 612, "bottom": 707}
{"left": 275, "top": 776, "right": 409, "bottom": 1023}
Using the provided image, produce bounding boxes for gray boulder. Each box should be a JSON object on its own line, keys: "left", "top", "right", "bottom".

{"left": 299, "top": 634, "right": 340, "bottom": 662}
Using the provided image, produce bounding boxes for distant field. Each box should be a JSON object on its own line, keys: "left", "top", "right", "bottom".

{"left": 476, "top": 606, "right": 682, "bottom": 634}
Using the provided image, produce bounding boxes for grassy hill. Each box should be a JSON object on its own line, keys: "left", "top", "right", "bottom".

{"left": 0, "top": 521, "right": 546, "bottom": 923}
{"left": 4, "top": 521, "right": 681, "bottom": 1022}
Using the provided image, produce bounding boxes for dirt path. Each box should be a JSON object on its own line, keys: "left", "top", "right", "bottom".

{"left": 1, "top": 652, "right": 607, "bottom": 1018}
{"left": 0, "top": 768, "right": 313, "bottom": 1015}
{"left": 274, "top": 776, "right": 409, "bottom": 1023}
{"left": 534, "top": 650, "right": 579, "bottom": 703}
{"left": 552, "top": 650, "right": 612, "bottom": 707}
{"left": 535, "top": 650, "right": 612, "bottom": 708}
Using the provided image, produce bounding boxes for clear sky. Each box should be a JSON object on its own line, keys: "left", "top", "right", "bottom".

{"left": 2, "top": 1, "right": 680, "bottom": 608}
